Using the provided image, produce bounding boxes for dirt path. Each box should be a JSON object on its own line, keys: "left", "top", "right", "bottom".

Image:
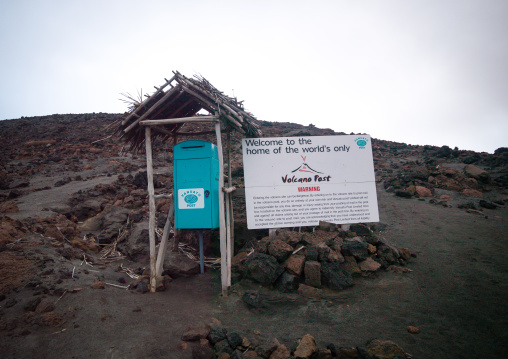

{"left": 211, "top": 185, "right": 508, "bottom": 358}
{"left": 1, "top": 183, "right": 507, "bottom": 358}
{"left": 1, "top": 273, "right": 212, "bottom": 359}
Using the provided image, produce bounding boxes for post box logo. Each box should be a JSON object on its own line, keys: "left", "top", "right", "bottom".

{"left": 184, "top": 194, "right": 198, "bottom": 204}
{"left": 355, "top": 137, "right": 368, "bottom": 149}
{"left": 178, "top": 188, "right": 205, "bottom": 209}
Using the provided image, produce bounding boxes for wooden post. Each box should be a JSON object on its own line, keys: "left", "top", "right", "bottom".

{"left": 227, "top": 130, "right": 234, "bottom": 255}
{"left": 225, "top": 130, "right": 233, "bottom": 286}
{"left": 155, "top": 195, "right": 174, "bottom": 276}
{"left": 215, "top": 119, "right": 228, "bottom": 295}
{"left": 145, "top": 127, "right": 157, "bottom": 293}
{"left": 225, "top": 191, "right": 232, "bottom": 287}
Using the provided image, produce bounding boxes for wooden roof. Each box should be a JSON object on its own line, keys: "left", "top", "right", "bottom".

{"left": 117, "top": 71, "right": 261, "bottom": 150}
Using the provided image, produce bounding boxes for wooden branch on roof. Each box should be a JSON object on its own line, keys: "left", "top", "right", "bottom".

{"left": 121, "top": 75, "right": 176, "bottom": 126}
{"left": 140, "top": 116, "right": 218, "bottom": 126}
{"left": 178, "top": 75, "right": 242, "bottom": 119}
{"left": 124, "top": 84, "right": 182, "bottom": 133}
{"left": 181, "top": 86, "right": 217, "bottom": 112}
{"left": 149, "top": 90, "right": 186, "bottom": 120}
{"left": 222, "top": 113, "right": 246, "bottom": 134}
{"left": 179, "top": 86, "right": 245, "bottom": 133}
{"left": 171, "top": 98, "right": 196, "bottom": 117}
{"left": 151, "top": 126, "right": 174, "bottom": 136}
{"left": 174, "top": 130, "right": 216, "bottom": 136}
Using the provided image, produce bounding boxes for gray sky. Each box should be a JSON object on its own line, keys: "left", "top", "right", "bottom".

{"left": 1, "top": 0, "right": 507, "bottom": 153}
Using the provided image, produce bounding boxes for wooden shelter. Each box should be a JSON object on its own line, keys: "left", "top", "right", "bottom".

{"left": 117, "top": 71, "right": 261, "bottom": 294}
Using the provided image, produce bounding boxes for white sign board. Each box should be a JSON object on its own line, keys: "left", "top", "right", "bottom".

{"left": 242, "top": 135, "right": 379, "bottom": 229}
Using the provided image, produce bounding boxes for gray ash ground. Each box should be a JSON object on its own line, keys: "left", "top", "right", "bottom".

{"left": 0, "top": 114, "right": 507, "bottom": 358}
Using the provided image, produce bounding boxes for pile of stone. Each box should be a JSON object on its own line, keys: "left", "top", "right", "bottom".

{"left": 380, "top": 161, "right": 507, "bottom": 212}
{"left": 383, "top": 163, "right": 494, "bottom": 199}
{"left": 181, "top": 321, "right": 411, "bottom": 358}
{"left": 231, "top": 223, "right": 411, "bottom": 294}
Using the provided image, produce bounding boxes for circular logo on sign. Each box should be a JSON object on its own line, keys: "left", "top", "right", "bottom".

{"left": 184, "top": 194, "right": 198, "bottom": 204}
{"left": 355, "top": 137, "right": 368, "bottom": 149}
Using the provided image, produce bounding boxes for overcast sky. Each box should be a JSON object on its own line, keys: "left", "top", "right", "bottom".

{"left": 1, "top": 0, "right": 506, "bottom": 153}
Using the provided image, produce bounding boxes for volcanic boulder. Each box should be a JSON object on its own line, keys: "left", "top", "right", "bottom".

{"left": 341, "top": 237, "right": 369, "bottom": 261}
{"left": 241, "top": 253, "right": 284, "bottom": 286}
{"left": 321, "top": 262, "right": 354, "bottom": 290}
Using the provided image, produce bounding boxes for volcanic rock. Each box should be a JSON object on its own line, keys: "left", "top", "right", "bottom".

{"left": 35, "top": 299, "right": 55, "bottom": 313}
{"left": 328, "top": 237, "right": 344, "bottom": 252}
{"left": 314, "top": 242, "right": 341, "bottom": 262}
{"left": 0, "top": 201, "right": 19, "bottom": 213}
{"left": 358, "top": 257, "right": 381, "bottom": 272}
{"left": 269, "top": 344, "right": 291, "bottom": 359}
{"left": 164, "top": 251, "right": 200, "bottom": 276}
{"left": 255, "top": 338, "right": 280, "bottom": 358}
{"left": 349, "top": 223, "right": 372, "bottom": 236}
{"left": 313, "top": 349, "right": 333, "bottom": 358}
{"left": 215, "top": 339, "right": 234, "bottom": 355}
{"left": 241, "top": 253, "right": 284, "bottom": 285}
{"left": 255, "top": 237, "right": 271, "bottom": 254}
{"left": 227, "top": 332, "right": 243, "bottom": 348}
{"left": 268, "top": 239, "right": 294, "bottom": 263}
{"left": 275, "top": 271, "right": 300, "bottom": 293}
{"left": 36, "top": 312, "right": 64, "bottom": 327}
{"left": 343, "top": 256, "right": 361, "bottom": 275}
{"left": 398, "top": 248, "right": 411, "bottom": 261}
{"left": 294, "top": 334, "right": 317, "bottom": 358}
{"left": 464, "top": 164, "right": 491, "bottom": 183}
{"left": 407, "top": 326, "right": 420, "bottom": 334}
{"left": 132, "top": 171, "right": 163, "bottom": 189}
{"left": 284, "top": 254, "right": 306, "bottom": 276}
{"left": 395, "top": 190, "right": 412, "bottom": 198}
{"left": 377, "top": 240, "right": 400, "bottom": 265}
{"left": 415, "top": 186, "right": 432, "bottom": 197}
{"left": 0, "top": 216, "right": 27, "bottom": 245}
{"left": 341, "top": 237, "right": 369, "bottom": 261}
{"left": 8, "top": 189, "right": 23, "bottom": 199}
{"left": 91, "top": 279, "right": 105, "bottom": 289}
{"left": 304, "top": 261, "right": 321, "bottom": 288}
{"left": 297, "top": 284, "right": 323, "bottom": 298}
{"left": 208, "top": 325, "right": 228, "bottom": 344}
{"left": 230, "top": 349, "right": 246, "bottom": 359}
{"left": 305, "top": 246, "right": 319, "bottom": 261}
{"left": 242, "top": 290, "right": 265, "bottom": 308}
{"left": 321, "top": 261, "right": 354, "bottom": 290}
{"left": 44, "top": 224, "right": 65, "bottom": 241}
{"left": 181, "top": 324, "right": 210, "bottom": 341}
{"left": 366, "top": 339, "right": 406, "bottom": 359}
{"left": 231, "top": 252, "right": 248, "bottom": 267}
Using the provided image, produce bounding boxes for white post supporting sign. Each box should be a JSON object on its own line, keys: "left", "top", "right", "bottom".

{"left": 242, "top": 135, "right": 379, "bottom": 229}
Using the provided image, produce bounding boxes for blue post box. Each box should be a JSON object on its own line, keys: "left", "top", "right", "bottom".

{"left": 173, "top": 140, "right": 220, "bottom": 229}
